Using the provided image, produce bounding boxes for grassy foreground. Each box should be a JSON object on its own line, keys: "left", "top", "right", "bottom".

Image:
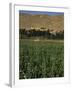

{"left": 19, "top": 39, "right": 64, "bottom": 79}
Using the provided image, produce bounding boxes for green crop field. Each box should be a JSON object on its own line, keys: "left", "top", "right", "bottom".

{"left": 19, "top": 39, "right": 64, "bottom": 79}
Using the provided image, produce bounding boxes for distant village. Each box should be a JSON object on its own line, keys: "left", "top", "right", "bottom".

{"left": 19, "top": 27, "right": 64, "bottom": 40}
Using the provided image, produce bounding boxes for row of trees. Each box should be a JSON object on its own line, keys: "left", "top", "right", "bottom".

{"left": 19, "top": 29, "right": 64, "bottom": 40}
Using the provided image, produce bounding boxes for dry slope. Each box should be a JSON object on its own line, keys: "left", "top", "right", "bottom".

{"left": 19, "top": 13, "right": 64, "bottom": 33}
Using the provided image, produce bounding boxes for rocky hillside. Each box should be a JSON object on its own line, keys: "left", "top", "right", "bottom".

{"left": 19, "top": 13, "right": 64, "bottom": 33}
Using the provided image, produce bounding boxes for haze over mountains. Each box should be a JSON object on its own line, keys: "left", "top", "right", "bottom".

{"left": 19, "top": 13, "right": 64, "bottom": 33}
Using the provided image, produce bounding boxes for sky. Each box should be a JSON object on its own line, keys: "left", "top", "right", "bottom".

{"left": 19, "top": 10, "right": 64, "bottom": 16}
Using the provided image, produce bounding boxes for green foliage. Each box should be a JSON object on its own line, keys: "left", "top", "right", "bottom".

{"left": 19, "top": 39, "right": 64, "bottom": 79}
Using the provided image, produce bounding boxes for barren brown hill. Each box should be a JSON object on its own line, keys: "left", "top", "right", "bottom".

{"left": 19, "top": 13, "right": 64, "bottom": 33}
